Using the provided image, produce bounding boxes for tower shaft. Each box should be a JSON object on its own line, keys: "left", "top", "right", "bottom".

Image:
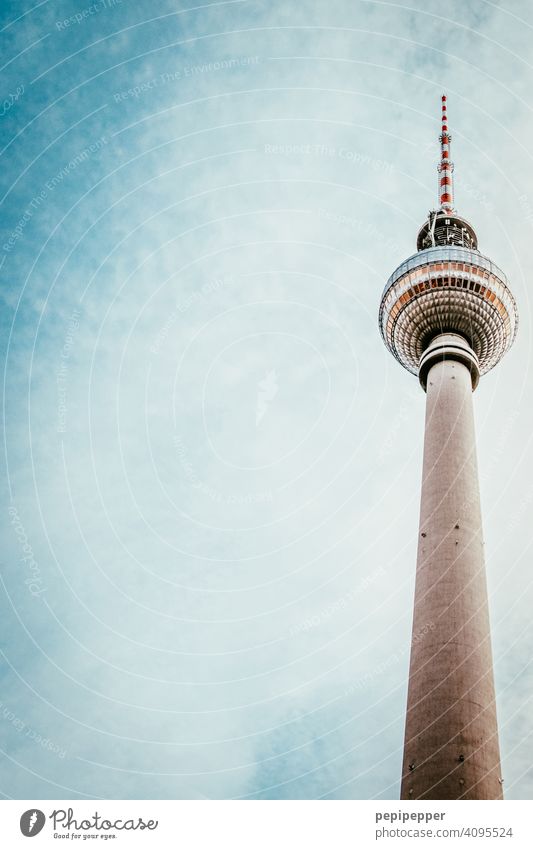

{"left": 401, "top": 335, "right": 502, "bottom": 800}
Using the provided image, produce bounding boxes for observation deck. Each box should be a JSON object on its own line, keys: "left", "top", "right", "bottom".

{"left": 379, "top": 244, "right": 518, "bottom": 378}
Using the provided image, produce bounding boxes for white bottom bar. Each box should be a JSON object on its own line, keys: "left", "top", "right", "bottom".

{"left": 1, "top": 799, "right": 532, "bottom": 847}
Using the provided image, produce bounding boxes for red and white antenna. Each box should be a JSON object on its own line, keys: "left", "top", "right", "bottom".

{"left": 438, "top": 95, "right": 454, "bottom": 211}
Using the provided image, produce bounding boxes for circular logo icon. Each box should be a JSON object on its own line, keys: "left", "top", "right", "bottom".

{"left": 20, "top": 809, "right": 46, "bottom": 837}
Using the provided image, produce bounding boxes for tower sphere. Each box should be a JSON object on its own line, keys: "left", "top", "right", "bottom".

{"left": 379, "top": 241, "right": 518, "bottom": 381}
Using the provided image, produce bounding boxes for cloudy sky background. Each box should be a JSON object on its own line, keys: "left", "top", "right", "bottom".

{"left": 1, "top": 0, "right": 532, "bottom": 799}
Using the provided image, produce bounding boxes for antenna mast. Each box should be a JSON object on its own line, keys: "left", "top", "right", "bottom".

{"left": 438, "top": 94, "right": 454, "bottom": 212}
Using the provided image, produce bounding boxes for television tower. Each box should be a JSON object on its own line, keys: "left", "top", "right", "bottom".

{"left": 379, "top": 96, "right": 518, "bottom": 799}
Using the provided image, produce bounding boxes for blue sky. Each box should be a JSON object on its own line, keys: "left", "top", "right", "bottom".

{"left": 1, "top": 0, "right": 532, "bottom": 799}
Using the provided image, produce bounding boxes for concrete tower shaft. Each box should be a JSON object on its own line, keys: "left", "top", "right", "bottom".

{"left": 401, "top": 335, "right": 503, "bottom": 800}
{"left": 378, "top": 96, "right": 518, "bottom": 800}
